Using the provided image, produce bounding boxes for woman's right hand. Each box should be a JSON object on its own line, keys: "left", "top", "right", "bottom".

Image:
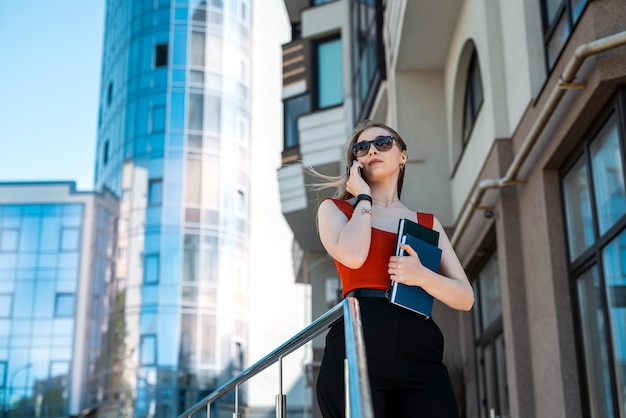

{"left": 346, "top": 160, "right": 370, "bottom": 197}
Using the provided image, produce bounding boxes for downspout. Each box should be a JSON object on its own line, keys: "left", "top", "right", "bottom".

{"left": 451, "top": 30, "right": 626, "bottom": 248}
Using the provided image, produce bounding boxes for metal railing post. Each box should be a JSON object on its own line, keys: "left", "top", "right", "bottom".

{"left": 275, "top": 356, "right": 286, "bottom": 418}
{"left": 232, "top": 385, "right": 242, "bottom": 418}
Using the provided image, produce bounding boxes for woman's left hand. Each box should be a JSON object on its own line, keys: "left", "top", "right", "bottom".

{"left": 388, "top": 244, "right": 427, "bottom": 286}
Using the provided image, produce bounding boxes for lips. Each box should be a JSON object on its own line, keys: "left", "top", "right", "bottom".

{"left": 368, "top": 159, "right": 383, "bottom": 166}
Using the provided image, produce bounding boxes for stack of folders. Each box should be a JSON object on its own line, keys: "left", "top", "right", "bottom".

{"left": 389, "top": 218, "right": 442, "bottom": 318}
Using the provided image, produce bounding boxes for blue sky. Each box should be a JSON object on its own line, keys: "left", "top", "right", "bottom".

{"left": 0, "top": 2, "right": 105, "bottom": 190}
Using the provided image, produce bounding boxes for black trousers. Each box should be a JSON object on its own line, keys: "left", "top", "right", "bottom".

{"left": 316, "top": 297, "right": 459, "bottom": 418}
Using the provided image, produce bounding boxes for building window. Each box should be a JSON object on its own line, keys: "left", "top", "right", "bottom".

{"left": 107, "top": 82, "right": 113, "bottom": 106}
{"left": 54, "top": 293, "right": 75, "bottom": 317}
{"left": 540, "top": 0, "right": 589, "bottom": 70}
{"left": 0, "top": 294, "right": 12, "bottom": 318}
{"left": 283, "top": 93, "right": 311, "bottom": 149}
{"left": 471, "top": 250, "right": 509, "bottom": 418}
{"left": 188, "top": 92, "right": 204, "bottom": 131}
{"left": 190, "top": 32, "right": 205, "bottom": 67}
{"left": 155, "top": 43, "right": 168, "bottom": 67}
{"left": 0, "top": 361, "right": 6, "bottom": 389}
{"left": 103, "top": 140, "right": 110, "bottom": 166}
{"left": 60, "top": 228, "right": 80, "bottom": 251}
{"left": 0, "top": 229, "right": 19, "bottom": 252}
{"left": 148, "top": 179, "right": 163, "bottom": 206}
{"left": 560, "top": 93, "right": 626, "bottom": 417}
{"left": 140, "top": 334, "right": 157, "bottom": 366}
{"left": 314, "top": 37, "right": 343, "bottom": 110}
{"left": 351, "top": 0, "right": 385, "bottom": 122}
{"left": 144, "top": 254, "right": 160, "bottom": 284}
{"left": 151, "top": 105, "right": 166, "bottom": 133}
{"left": 462, "top": 51, "right": 483, "bottom": 146}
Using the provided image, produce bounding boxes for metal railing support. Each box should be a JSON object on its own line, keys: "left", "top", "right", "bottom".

{"left": 177, "top": 297, "right": 373, "bottom": 418}
{"left": 275, "top": 356, "right": 286, "bottom": 418}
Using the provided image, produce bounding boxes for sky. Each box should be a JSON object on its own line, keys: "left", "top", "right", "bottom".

{"left": 0, "top": 2, "right": 105, "bottom": 190}
{"left": 0, "top": 0, "right": 307, "bottom": 408}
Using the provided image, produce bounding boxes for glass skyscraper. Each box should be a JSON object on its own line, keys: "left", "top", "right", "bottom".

{"left": 92, "top": 0, "right": 253, "bottom": 416}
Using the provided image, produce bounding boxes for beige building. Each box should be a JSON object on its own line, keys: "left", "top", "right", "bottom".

{"left": 277, "top": 0, "right": 626, "bottom": 417}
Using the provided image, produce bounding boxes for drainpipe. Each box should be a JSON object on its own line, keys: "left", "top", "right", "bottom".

{"left": 450, "top": 30, "right": 626, "bottom": 248}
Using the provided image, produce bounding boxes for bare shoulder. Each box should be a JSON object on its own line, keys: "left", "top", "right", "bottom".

{"left": 318, "top": 198, "right": 347, "bottom": 219}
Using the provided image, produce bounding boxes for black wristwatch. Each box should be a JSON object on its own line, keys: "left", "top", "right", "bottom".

{"left": 352, "top": 194, "right": 373, "bottom": 209}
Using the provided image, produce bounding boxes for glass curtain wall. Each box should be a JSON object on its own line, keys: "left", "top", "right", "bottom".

{"left": 0, "top": 203, "right": 83, "bottom": 417}
{"left": 93, "top": 0, "right": 252, "bottom": 416}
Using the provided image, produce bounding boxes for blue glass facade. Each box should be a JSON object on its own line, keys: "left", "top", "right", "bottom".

{"left": 94, "top": 0, "right": 252, "bottom": 416}
{"left": 0, "top": 203, "right": 79, "bottom": 416}
{"left": 0, "top": 183, "right": 118, "bottom": 418}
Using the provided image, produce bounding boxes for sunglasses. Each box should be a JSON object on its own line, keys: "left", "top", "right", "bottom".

{"left": 352, "top": 135, "right": 397, "bottom": 157}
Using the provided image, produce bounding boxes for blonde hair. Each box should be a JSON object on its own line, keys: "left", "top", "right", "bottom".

{"left": 308, "top": 120, "right": 408, "bottom": 200}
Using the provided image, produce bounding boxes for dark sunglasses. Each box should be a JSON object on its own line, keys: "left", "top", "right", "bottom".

{"left": 352, "top": 135, "right": 396, "bottom": 157}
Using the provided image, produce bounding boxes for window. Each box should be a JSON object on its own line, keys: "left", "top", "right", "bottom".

{"left": 144, "top": 254, "right": 160, "bottom": 284}
{"left": 0, "top": 361, "right": 6, "bottom": 389}
{"left": 462, "top": 51, "right": 483, "bottom": 146}
{"left": 0, "top": 294, "right": 12, "bottom": 317}
{"left": 540, "top": 0, "right": 589, "bottom": 70}
{"left": 140, "top": 334, "right": 157, "bottom": 366}
{"left": 148, "top": 179, "right": 163, "bottom": 206}
{"left": 155, "top": 43, "right": 168, "bottom": 67}
{"left": 315, "top": 37, "right": 343, "bottom": 109}
{"left": 351, "top": 0, "right": 385, "bottom": 121}
{"left": 560, "top": 94, "right": 626, "bottom": 417}
{"left": 107, "top": 82, "right": 113, "bottom": 106}
{"left": 472, "top": 250, "right": 509, "bottom": 418}
{"left": 283, "top": 93, "right": 311, "bottom": 149}
{"left": 188, "top": 93, "right": 204, "bottom": 131}
{"left": 151, "top": 105, "right": 166, "bottom": 133}
{"left": 0, "top": 229, "right": 18, "bottom": 252}
{"left": 190, "top": 32, "right": 205, "bottom": 67}
{"left": 60, "top": 228, "right": 80, "bottom": 251}
{"left": 54, "top": 293, "right": 75, "bottom": 317}
{"left": 103, "top": 140, "right": 109, "bottom": 166}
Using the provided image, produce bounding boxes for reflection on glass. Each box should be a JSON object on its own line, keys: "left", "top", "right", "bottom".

{"left": 140, "top": 335, "right": 157, "bottom": 366}
{"left": 546, "top": 14, "right": 571, "bottom": 69}
{"left": 576, "top": 266, "right": 614, "bottom": 418}
{"left": 601, "top": 232, "right": 626, "bottom": 417}
{"left": 1, "top": 229, "right": 19, "bottom": 252}
{"left": 544, "top": 0, "right": 563, "bottom": 25}
{"left": 317, "top": 38, "right": 343, "bottom": 109}
{"left": 591, "top": 115, "right": 625, "bottom": 235}
{"left": 563, "top": 156, "right": 594, "bottom": 259}
{"left": 479, "top": 253, "right": 502, "bottom": 330}
{"left": 54, "top": 293, "right": 75, "bottom": 317}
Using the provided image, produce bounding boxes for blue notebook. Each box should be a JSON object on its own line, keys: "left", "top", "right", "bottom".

{"left": 390, "top": 228, "right": 441, "bottom": 318}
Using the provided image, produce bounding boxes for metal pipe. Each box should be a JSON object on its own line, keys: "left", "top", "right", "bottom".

{"left": 451, "top": 30, "right": 626, "bottom": 248}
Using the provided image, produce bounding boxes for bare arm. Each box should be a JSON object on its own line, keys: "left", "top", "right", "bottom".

{"left": 318, "top": 199, "right": 373, "bottom": 269}
{"left": 388, "top": 216, "right": 474, "bottom": 311}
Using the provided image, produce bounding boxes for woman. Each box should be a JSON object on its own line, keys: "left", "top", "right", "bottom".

{"left": 315, "top": 120, "right": 474, "bottom": 418}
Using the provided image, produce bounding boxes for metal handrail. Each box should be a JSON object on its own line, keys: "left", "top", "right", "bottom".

{"left": 177, "top": 297, "right": 373, "bottom": 418}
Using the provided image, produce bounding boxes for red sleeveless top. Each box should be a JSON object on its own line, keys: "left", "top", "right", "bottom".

{"left": 327, "top": 199, "right": 434, "bottom": 297}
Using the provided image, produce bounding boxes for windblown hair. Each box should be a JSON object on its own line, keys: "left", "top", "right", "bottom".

{"left": 308, "top": 120, "right": 408, "bottom": 200}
